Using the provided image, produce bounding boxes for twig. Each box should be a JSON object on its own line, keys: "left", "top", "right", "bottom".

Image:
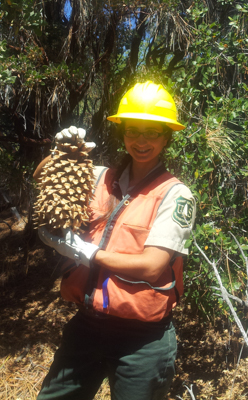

{"left": 229, "top": 231, "right": 248, "bottom": 296}
{"left": 214, "top": 245, "right": 241, "bottom": 270}
{"left": 186, "top": 127, "right": 201, "bottom": 139}
{"left": 51, "top": 255, "right": 63, "bottom": 276}
{"left": 211, "top": 287, "right": 248, "bottom": 308}
{"left": 191, "top": 232, "right": 248, "bottom": 347}
{"left": 177, "top": 384, "right": 196, "bottom": 400}
{"left": 0, "top": 219, "right": 12, "bottom": 235}
{"left": 226, "top": 251, "right": 234, "bottom": 295}
{"left": 14, "top": 344, "right": 31, "bottom": 363}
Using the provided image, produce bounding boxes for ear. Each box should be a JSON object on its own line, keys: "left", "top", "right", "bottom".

{"left": 162, "top": 137, "right": 168, "bottom": 148}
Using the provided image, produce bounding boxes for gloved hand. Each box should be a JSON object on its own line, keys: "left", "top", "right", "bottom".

{"left": 54, "top": 126, "right": 96, "bottom": 152}
{"left": 38, "top": 227, "right": 99, "bottom": 268}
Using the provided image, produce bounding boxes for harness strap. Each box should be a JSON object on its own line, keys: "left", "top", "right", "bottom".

{"left": 114, "top": 269, "right": 176, "bottom": 292}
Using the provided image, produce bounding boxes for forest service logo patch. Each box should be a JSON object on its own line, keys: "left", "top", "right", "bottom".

{"left": 172, "top": 196, "right": 194, "bottom": 228}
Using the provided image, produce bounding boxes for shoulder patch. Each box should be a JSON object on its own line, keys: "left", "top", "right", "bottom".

{"left": 172, "top": 196, "right": 194, "bottom": 228}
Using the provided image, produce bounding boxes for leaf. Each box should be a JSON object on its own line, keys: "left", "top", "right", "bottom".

{"left": 184, "top": 239, "right": 192, "bottom": 248}
{"left": 201, "top": 192, "right": 208, "bottom": 202}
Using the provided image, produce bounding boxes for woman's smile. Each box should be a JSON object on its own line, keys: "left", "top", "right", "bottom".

{"left": 133, "top": 147, "right": 152, "bottom": 154}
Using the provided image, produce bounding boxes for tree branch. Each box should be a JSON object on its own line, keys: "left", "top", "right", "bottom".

{"left": 191, "top": 230, "right": 248, "bottom": 347}
{"left": 177, "top": 384, "right": 196, "bottom": 400}
{"left": 229, "top": 230, "right": 248, "bottom": 295}
{"left": 128, "top": 10, "right": 147, "bottom": 74}
{"left": 211, "top": 287, "right": 248, "bottom": 308}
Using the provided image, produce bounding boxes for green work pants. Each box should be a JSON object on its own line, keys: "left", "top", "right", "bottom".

{"left": 37, "top": 311, "right": 177, "bottom": 400}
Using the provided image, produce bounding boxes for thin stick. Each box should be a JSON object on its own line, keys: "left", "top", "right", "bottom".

{"left": 176, "top": 384, "right": 196, "bottom": 400}
{"left": 192, "top": 233, "right": 248, "bottom": 347}
{"left": 229, "top": 231, "right": 248, "bottom": 296}
{"left": 226, "top": 251, "right": 234, "bottom": 295}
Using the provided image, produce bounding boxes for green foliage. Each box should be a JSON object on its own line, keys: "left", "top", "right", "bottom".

{"left": 0, "top": 0, "right": 44, "bottom": 34}
{"left": 162, "top": 1, "right": 248, "bottom": 320}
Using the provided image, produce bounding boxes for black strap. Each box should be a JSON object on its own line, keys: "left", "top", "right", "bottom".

{"left": 114, "top": 272, "right": 176, "bottom": 292}
{"left": 113, "top": 256, "right": 177, "bottom": 292}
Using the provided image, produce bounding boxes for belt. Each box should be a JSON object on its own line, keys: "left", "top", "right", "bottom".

{"left": 77, "top": 304, "right": 173, "bottom": 331}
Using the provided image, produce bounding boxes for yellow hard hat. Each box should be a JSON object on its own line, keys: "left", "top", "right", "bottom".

{"left": 107, "top": 81, "right": 185, "bottom": 131}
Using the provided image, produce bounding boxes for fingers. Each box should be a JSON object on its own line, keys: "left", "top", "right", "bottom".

{"left": 77, "top": 128, "right": 86, "bottom": 140}
{"left": 55, "top": 132, "right": 63, "bottom": 141}
{"left": 54, "top": 126, "right": 96, "bottom": 152}
{"left": 68, "top": 126, "right": 78, "bottom": 135}
{"left": 55, "top": 126, "right": 86, "bottom": 143}
{"left": 84, "top": 142, "right": 96, "bottom": 152}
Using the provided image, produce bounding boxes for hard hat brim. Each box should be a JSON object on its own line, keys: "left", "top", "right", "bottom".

{"left": 107, "top": 113, "right": 186, "bottom": 131}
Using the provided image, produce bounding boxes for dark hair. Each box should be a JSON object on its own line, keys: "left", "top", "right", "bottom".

{"left": 93, "top": 153, "right": 132, "bottom": 227}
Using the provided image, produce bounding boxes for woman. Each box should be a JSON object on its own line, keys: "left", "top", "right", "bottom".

{"left": 36, "top": 81, "right": 196, "bottom": 400}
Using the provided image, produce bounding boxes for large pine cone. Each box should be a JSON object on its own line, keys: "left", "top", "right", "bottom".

{"left": 33, "top": 128, "right": 95, "bottom": 233}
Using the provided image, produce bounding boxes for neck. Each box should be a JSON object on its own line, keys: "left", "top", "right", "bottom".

{"left": 130, "top": 158, "right": 160, "bottom": 185}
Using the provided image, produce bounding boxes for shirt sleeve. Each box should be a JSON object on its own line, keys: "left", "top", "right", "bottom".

{"left": 144, "top": 184, "right": 196, "bottom": 255}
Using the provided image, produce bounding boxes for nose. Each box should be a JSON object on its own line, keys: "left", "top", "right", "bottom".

{"left": 136, "top": 133, "right": 147, "bottom": 144}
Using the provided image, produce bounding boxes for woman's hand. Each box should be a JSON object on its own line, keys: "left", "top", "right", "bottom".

{"left": 54, "top": 126, "right": 96, "bottom": 152}
{"left": 38, "top": 228, "right": 99, "bottom": 268}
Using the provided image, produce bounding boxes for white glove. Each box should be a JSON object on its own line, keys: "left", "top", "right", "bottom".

{"left": 38, "top": 227, "right": 99, "bottom": 268}
{"left": 54, "top": 126, "right": 96, "bottom": 152}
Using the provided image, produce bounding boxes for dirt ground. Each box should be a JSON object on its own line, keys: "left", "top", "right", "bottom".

{"left": 0, "top": 210, "right": 247, "bottom": 400}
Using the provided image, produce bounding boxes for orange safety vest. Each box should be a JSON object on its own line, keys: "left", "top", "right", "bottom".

{"left": 61, "top": 166, "right": 185, "bottom": 322}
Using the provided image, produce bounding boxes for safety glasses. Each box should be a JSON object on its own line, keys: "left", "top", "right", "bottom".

{"left": 124, "top": 129, "right": 164, "bottom": 140}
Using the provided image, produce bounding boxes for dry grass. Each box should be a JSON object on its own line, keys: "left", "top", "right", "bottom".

{"left": 0, "top": 211, "right": 247, "bottom": 400}
{"left": 0, "top": 277, "right": 72, "bottom": 400}
{"left": 205, "top": 123, "right": 241, "bottom": 164}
